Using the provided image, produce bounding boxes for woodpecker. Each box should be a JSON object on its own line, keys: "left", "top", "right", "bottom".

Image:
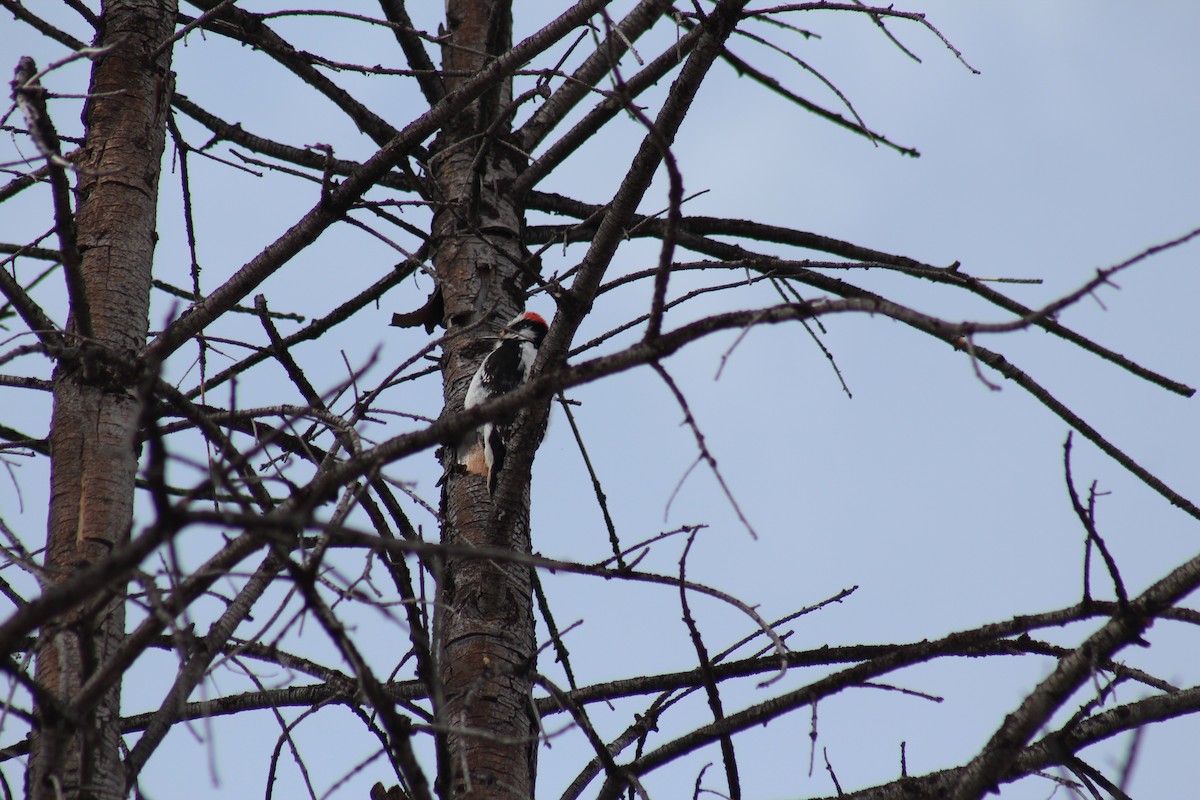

{"left": 459, "top": 311, "right": 549, "bottom": 494}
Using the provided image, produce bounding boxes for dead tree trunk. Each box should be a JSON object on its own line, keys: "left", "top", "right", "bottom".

{"left": 28, "top": 2, "right": 175, "bottom": 798}
{"left": 432, "top": 1, "right": 540, "bottom": 797}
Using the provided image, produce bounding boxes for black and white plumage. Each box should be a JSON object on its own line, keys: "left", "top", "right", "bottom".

{"left": 459, "top": 311, "right": 548, "bottom": 494}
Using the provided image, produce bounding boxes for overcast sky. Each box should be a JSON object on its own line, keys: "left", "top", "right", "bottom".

{"left": 2, "top": 3, "right": 1199, "bottom": 798}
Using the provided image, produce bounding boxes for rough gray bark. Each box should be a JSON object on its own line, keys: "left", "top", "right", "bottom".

{"left": 432, "top": 1, "right": 540, "bottom": 797}
{"left": 28, "top": 2, "right": 176, "bottom": 798}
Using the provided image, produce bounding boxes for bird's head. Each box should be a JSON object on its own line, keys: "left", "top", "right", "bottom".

{"left": 501, "top": 311, "right": 548, "bottom": 345}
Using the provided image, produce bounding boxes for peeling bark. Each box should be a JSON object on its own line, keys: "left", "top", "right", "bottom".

{"left": 28, "top": 2, "right": 176, "bottom": 798}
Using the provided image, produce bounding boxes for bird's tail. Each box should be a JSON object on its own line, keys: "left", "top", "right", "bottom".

{"left": 485, "top": 425, "right": 507, "bottom": 495}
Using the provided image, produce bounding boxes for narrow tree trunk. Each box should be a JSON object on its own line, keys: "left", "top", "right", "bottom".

{"left": 433, "top": 1, "right": 539, "bottom": 797}
{"left": 28, "top": 2, "right": 175, "bottom": 798}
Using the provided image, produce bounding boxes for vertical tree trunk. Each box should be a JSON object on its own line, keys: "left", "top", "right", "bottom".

{"left": 433, "top": 1, "right": 539, "bottom": 797}
{"left": 28, "top": 2, "right": 176, "bottom": 798}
